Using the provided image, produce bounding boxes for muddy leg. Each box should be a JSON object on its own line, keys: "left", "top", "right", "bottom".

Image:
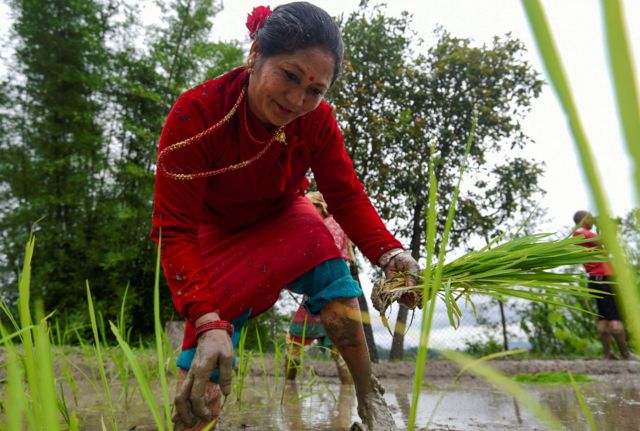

{"left": 321, "top": 298, "right": 398, "bottom": 431}
{"left": 174, "top": 368, "right": 222, "bottom": 431}
{"left": 330, "top": 345, "right": 353, "bottom": 385}
{"left": 285, "top": 335, "right": 302, "bottom": 380}
{"left": 597, "top": 320, "right": 616, "bottom": 359}
{"left": 610, "top": 321, "right": 630, "bottom": 359}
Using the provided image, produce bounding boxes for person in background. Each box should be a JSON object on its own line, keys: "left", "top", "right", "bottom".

{"left": 572, "top": 210, "right": 630, "bottom": 360}
{"left": 151, "top": 3, "right": 418, "bottom": 430}
{"left": 285, "top": 191, "right": 354, "bottom": 385}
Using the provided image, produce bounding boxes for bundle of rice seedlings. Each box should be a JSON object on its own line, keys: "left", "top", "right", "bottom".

{"left": 371, "top": 232, "right": 608, "bottom": 326}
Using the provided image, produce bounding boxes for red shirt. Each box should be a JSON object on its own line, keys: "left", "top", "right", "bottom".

{"left": 572, "top": 227, "right": 613, "bottom": 276}
{"left": 151, "top": 68, "right": 401, "bottom": 322}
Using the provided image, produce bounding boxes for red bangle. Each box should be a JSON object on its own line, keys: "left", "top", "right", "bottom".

{"left": 195, "top": 320, "right": 234, "bottom": 339}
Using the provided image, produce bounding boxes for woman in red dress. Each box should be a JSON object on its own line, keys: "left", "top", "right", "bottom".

{"left": 151, "top": 3, "right": 419, "bottom": 430}
{"left": 285, "top": 191, "right": 354, "bottom": 384}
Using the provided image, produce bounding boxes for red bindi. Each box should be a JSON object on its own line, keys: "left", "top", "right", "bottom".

{"left": 309, "top": 76, "right": 315, "bottom": 82}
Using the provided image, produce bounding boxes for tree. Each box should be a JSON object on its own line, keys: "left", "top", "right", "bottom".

{"left": 618, "top": 208, "right": 640, "bottom": 274}
{"left": 0, "top": 0, "right": 244, "bottom": 334}
{"left": 0, "top": 0, "right": 112, "bottom": 318}
{"left": 330, "top": 2, "right": 544, "bottom": 359}
{"left": 92, "top": 0, "right": 244, "bottom": 333}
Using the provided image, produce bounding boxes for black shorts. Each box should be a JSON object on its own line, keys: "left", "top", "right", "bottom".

{"left": 588, "top": 275, "right": 621, "bottom": 321}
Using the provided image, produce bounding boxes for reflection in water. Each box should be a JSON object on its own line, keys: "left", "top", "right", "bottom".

{"left": 73, "top": 374, "right": 640, "bottom": 430}
{"left": 281, "top": 381, "right": 356, "bottom": 430}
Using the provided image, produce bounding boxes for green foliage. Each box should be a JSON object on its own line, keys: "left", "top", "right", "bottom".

{"left": 0, "top": 0, "right": 243, "bottom": 337}
{"left": 513, "top": 372, "right": 592, "bottom": 384}
{"left": 243, "top": 309, "right": 291, "bottom": 352}
{"left": 331, "top": 2, "right": 544, "bottom": 250}
{"left": 519, "top": 282, "right": 601, "bottom": 357}
{"left": 617, "top": 208, "right": 640, "bottom": 273}
{"left": 464, "top": 336, "right": 504, "bottom": 357}
{"left": 331, "top": 2, "right": 544, "bottom": 360}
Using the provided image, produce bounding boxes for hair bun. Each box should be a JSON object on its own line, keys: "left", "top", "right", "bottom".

{"left": 246, "top": 5, "right": 272, "bottom": 40}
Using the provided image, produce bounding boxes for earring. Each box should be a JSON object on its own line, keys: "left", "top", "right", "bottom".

{"left": 247, "top": 61, "right": 254, "bottom": 74}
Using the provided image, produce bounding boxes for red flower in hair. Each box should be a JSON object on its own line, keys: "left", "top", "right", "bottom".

{"left": 246, "top": 6, "right": 272, "bottom": 40}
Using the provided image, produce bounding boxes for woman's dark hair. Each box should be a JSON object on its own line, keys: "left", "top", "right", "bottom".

{"left": 254, "top": 2, "right": 344, "bottom": 85}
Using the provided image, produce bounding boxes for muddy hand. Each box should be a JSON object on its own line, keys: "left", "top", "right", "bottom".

{"left": 174, "top": 328, "right": 233, "bottom": 427}
{"left": 379, "top": 248, "right": 420, "bottom": 309}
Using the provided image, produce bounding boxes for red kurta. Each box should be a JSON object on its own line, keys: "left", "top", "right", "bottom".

{"left": 151, "top": 67, "right": 401, "bottom": 348}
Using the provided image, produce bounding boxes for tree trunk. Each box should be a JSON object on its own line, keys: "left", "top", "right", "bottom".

{"left": 389, "top": 304, "right": 409, "bottom": 360}
{"left": 499, "top": 301, "right": 509, "bottom": 351}
{"left": 389, "top": 196, "right": 424, "bottom": 361}
{"left": 350, "top": 261, "right": 379, "bottom": 363}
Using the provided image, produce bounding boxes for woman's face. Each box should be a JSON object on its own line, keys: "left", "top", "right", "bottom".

{"left": 247, "top": 46, "right": 335, "bottom": 127}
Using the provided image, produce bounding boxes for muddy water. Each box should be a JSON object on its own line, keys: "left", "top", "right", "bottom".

{"left": 209, "top": 374, "right": 640, "bottom": 431}
{"left": 58, "top": 372, "right": 639, "bottom": 430}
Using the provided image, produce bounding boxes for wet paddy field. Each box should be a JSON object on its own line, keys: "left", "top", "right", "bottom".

{"left": 9, "top": 354, "right": 639, "bottom": 430}
{"left": 207, "top": 372, "right": 640, "bottom": 430}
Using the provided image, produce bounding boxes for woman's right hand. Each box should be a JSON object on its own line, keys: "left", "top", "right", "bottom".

{"left": 174, "top": 317, "right": 234, "bottom": 427}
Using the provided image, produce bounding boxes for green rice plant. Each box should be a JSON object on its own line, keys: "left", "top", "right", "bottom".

{"left": 273, "top": 337, "right": 283, "bottom": 389}
{"left": 601, "top": 0, "right": 640, "bottom": 196}
{"left": 407, "top": 116, "right": 475, "bottom": 430}
{"left": 16, "top": 233, "right": 42, "bottom": 428}
{"left": 153, "top": 233, "right": 173, "bottom": 429}
{"left": 58, "top": 356, "right": 80, "bottom": 408}
{"left": 234, "top": 324, "right": 252, "bottom": 403}
{"left": 568, "top": 370, "right": 597, "bottom": 431}
{"left": 110, "top": 321, "right": 167, "bottom": 431}
{"left": 0, "top": 322, "right": 25, "bottom": 431}
{"left": 254, "top": 326, "right": 271, "bottom": 398}
{"left": 86, "top": 283, "right": 118, "bottom": 430}
{"left": 521, "top": 0, "right": 640, "bottom": 355}
{"left": 374, "top": 233, "right": 607, "bottom": 321}
{"left": 0, "top": 300, "right": 20, "bottom": 333}
{"left": 1, "top": 233, "right": 71, "bottom": 431}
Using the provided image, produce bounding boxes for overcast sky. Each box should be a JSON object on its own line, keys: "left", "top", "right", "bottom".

{"left": 189, "top": 0, "right": 639, "bottom": 231}
{"left": 192, "top": 0, "right": 640, "bottom": 348}
{"left": 2, "top": 1, "right": 638, "bottom": 347}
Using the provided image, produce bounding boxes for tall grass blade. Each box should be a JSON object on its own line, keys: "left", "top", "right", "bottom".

{"left": 568, "top": 371, "right": 597, "bottom": 430}
{"left": 153, "top": 232, "right": 173, "bottom": 430}
{"left": 1, "top": 323, "right": 24, "bottom": 431}
{"left": 0, "top": 300, "right": 20, "bottom": 333}
{"left": 110, "top": 321, "right": 166, "bottom": 430}
{"left": 442, "top": 349, "right": 563, "bottom": 430}
{"left": 600, "top": 0, "right": 640, "bottom": 199}
{"left": 407, "top": 149, "right": 438, "bottom": 431}
{"left": 521, "top": 0, "right": 640, "bottom": 355}
{"left": 33, "top": 301, "right": 60, "bottom": 431}
{"left": 86, "top": 282, "right": 118, "bottom": 430}
{"left": 408, "top": 116, "right": 476, "bottom": 430}
{"left": 17, "top": 233, "right": 42, "bottom": 426}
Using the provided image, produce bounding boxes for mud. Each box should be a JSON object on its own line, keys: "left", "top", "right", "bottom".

{"left": 352, "top": 375, "right": 399, "bottom": 431}
{"left": 249, "top": 357, "right": 639, "bottom": 379}
{"left": 3, "top": 350, "right": 638, "bottom": 430}
{"left": 208, "top": 372, "right": 640, "bottom": 430}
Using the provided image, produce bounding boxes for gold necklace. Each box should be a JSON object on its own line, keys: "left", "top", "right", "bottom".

{"left": 158, "top": 86, "right": 287, "bottom": 181}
